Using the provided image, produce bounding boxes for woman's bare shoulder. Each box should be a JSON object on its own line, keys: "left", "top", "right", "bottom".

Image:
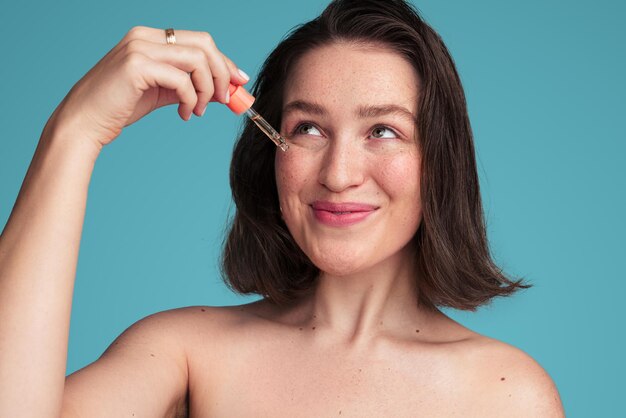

{"left": 454, "top": 333, "right": 565, "bottom": 417}
{"left": 161, "top": 299, "right": 269, "bottom": 324}
{"left": 61, "top": 302, "right": 264, "bottom": 416}
{"left": 147, "top": 299, "right": 271, "bottom": 342}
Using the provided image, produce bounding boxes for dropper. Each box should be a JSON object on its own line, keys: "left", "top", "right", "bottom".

{"left": 226, "top": 83, "right": 289, "bottom": 152}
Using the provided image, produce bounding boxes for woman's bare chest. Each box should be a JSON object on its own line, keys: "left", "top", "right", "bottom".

{"left": 185, "top": 334, "right": 480, "bottom": 417}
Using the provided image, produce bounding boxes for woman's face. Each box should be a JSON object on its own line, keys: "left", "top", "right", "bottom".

{"left": 275, "top": 42, "right": 422, "bottom": 276}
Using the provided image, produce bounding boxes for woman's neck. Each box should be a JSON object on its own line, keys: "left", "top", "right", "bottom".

{"left": 295, "top": 243, "right": 436, "bottom": 347}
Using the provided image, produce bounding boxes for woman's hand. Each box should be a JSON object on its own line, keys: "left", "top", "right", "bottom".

{"left": 52, "top": 26, "right": 249, "bottom": 149}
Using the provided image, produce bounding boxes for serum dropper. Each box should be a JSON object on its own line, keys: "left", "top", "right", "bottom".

{"left": 226, "top": 83, "right": 289, "bottom": 152}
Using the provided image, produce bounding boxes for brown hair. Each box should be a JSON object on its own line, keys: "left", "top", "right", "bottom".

{"left": 221, "top": 0, "right": 530, "bottom": 311}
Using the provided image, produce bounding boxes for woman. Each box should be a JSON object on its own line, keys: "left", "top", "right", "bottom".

{"left": 0, "top": 0, "right": 564, "bottom": 416}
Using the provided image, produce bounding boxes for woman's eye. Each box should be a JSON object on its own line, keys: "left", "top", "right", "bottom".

{"left": 370, "top": 126, "right": 398, "bottom": 139}
{"left": 289, "top": 123, "right": 399, "bottom": 140}
{"left": 292, "top": 123, "right": 322, "bottom": 137}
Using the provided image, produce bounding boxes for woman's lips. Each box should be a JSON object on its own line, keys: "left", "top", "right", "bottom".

{"left": 310, "top": 201, "right": 378, "bottom": 227}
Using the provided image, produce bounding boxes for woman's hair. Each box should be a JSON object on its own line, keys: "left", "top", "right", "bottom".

{"left": 221, "top": 0, "right": 530, "bottom": 311}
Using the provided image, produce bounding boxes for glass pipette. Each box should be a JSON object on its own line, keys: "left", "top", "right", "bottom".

{"left": 227, "top": 83, "right": 289, "bottom": 152}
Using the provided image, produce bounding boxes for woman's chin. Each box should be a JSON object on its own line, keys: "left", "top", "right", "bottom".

{"left": 307, "top": 251, "right": 372, "bottom": 277}
{"left": 304, "top": 240, "right": 417, "bottom": 278}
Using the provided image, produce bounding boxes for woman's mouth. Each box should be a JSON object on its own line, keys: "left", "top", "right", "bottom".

{"left": 310, "top": 201, "right": 378, "bottom": 227}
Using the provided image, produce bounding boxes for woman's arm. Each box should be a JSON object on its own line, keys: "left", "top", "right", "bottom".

{"left": 0, "top": 26, "right": 248, "bottom": 416}
{"left": 0, "top": 111, "right": 101, "bottom": 417}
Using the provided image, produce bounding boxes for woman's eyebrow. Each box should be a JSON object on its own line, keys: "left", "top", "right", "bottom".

{"left": 282, "top": 100, "right": 416, "bottom": 122}
{"left": 357, "top": 104, "right": 417, "bottom": 122}
{"left": 283, "top": 100, "right": 326, "bottom": 116}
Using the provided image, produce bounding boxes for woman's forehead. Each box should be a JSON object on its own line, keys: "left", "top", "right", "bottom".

{"left": 283, "top": 43, "right": 420, "bottom": 114}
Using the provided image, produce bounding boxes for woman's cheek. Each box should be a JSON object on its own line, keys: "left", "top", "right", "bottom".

{"left": 384, "top": 155, "right": 420, "bottom": 188}
{"left": 275, "top": 149, "right": 315, "bottom": 224}
{"left": 276, "top": 145, "right": 317, "bottom": 192}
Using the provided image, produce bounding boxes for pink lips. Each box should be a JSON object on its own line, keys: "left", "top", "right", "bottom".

{"left": 310, "top": 201, "right": 378, "bottom": 227}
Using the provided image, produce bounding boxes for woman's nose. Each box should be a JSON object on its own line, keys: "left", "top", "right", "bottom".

{"left": 317, "top": 139, "right": 365, "bottom": 192}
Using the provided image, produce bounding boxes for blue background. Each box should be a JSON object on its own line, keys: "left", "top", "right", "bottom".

{"left": 1, "top": 1, "right": 624, "bottom": 416}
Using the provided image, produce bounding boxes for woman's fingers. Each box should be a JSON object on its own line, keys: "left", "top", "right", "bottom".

{"left": 221, "top": 52, "right": 250, "bottom": 85}
{"left": 122, "top": 27, "right": 249, "bottom": 112}
{"left": 193, "top": 32, "right": 231, "bottom": 105}
{"left": 130, "top": 54, "right": 198, "bottom": 120}
{"left": 173, "top": 31, "right": 251, "bottom": 105}
{"left": 124, "top": 39, "right": 216, "bottom": 116}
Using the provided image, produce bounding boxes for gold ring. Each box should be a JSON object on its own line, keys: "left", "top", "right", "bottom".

{"left": 165, "top": 28, "right": 176, "bottom": 45}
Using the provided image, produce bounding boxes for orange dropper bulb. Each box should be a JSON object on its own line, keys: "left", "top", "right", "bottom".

{"left": 227, "top": 84, "right": 256, "bottom": 115}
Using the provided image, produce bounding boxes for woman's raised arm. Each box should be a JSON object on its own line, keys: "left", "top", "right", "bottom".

{"left": 0, "top": 26, "right": 248, "bottom": 416}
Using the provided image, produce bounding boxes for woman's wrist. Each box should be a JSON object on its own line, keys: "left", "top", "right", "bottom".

{"left": 40, "top": 105, "right": 104, "bottom": 164}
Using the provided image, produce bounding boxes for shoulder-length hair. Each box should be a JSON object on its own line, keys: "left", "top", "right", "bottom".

{"left": 221, "top": 0, "right": 530, "bottom": 311}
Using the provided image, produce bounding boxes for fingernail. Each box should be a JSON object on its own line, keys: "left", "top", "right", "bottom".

{"left": 238, "top": 68, "right": 249, "bottom": 81}
{"left": 200, "top": 104, "right": 207, "bottom": 116}
{"left": 225, "top": 90, "right": 230, "bottom": 103}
